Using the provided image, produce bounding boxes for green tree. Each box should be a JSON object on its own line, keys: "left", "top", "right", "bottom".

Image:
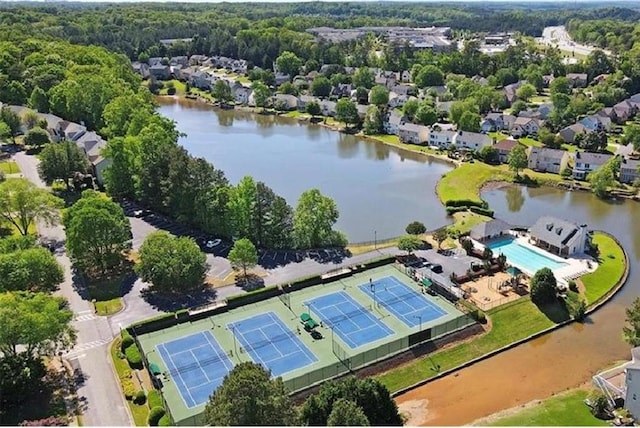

{"left": 550, "top": 76, "right": 571, "bottom": 95}
{"left": 461, "top": 238, "right": 474, "bottom": 255}
{"left": 510, "top": 100, "right": 528, "bottom": 116}
{"left": 22, "top": 110, "right": 39, "bottom": 130}
{"left": 623, "top": 297, "right": 640, "bottom": 346}
{"left": 311, "top": 76, "right": 332, "bottom": 98}
{"left": 0, "top": 122, "right": 11, "bottom": 143}
{"left": 275, "top": 51, "right": 302, "bottom": 78}
{"left": 414, "top": 65, "right": 444, "bottom": 88}
{"left": 450, "top": 99, "right": 479, "bottom": 126}
{"left": 335, "top": 98, "right": 359, "bottom": 130}
{"left": 212, "top": 80, "right": 233, "bottom": 107}
{"left": 327, "top": 398, "right": 370, "bottom": 426}
{"left": 363, "top": 105, "right": 383, "bottom": 135}
{"left": 0, "top": 107, "right": 21, "bottom": 143}
{"left": 0, "top": 291, "right": 75, "bottom": 359}
{"left": 0, "top": 179, "right": 62, "bottom": 236}
{"left": 278, "top": 82, "right": 298, "bottom": 96}
{"left": 458, "top": 111, "right": 481, "bottom": 133}
{"left": 352, "top": 67, "right": 374, "bottom": 89}
{"left": 28, "top": 87, "right": 49, "bottom": 113}
{"left": 227, "top": 238, "right": 258, "bottom": 279}
{"left": 135, "top": 231, "right": 208, "bottom": 292}
{"left": 38, "top": 140, "right": 90, "bottom": 188}
{"left": 306, "top": 101, "right": 321, "bottom": 117}
{"left": 369, "top": 85, "right": 389, "bottom": 107}
{"left": 293, "top": 189, "right": 339, "bottom": 248}
{"left": 515, "top": 83, "right": 536, "bottom": 102}
{"left": 402, "top": 99, "right": 420, "bottom": 121}
{"left": 432, "top": 228, "right": 448, "bottom": 249}
{"left": 252, "top": 82, "right": 271, "bottom": 112}
{"left": 63, "top": 191, "right": 131, "bottom": 276}
{"left": 204, "top": 362, "right": 296, "bottom": 426}
{"left": 478, "top": 145, "right": 499, "bottom": 164}
{"left": 227, "top": 176, "right": 257, "bottom": 240}
{"left": 23, "top": 127, "right": 50, "bottom": 148}
{"left": 589, "top": 159, "right": 616, "bottom": 198}
{"left": 398, "top": 235, "right": 423, "bottom": 255}
{"left": 300, "top": 377, "right": 402, "bottom": 426}
{"left": 0, "top": 248, "right": 64, "bottom": 293}
{"left": 508, "top": 144, "right": 528, "bottom": 178}
{"left": 530, "top": 267, "right": 558, "bottom": 304}
{"left": 405, "top": 221, "right": 426, "bottom": 235}
{"left": 103, "top": 135, "right": 140, "bottom": 199}
{"left": 623, "top": 124, "right": 640, "bottom": 152}
{"left": 415, "top": 103, "right": 438, "bottom": 126}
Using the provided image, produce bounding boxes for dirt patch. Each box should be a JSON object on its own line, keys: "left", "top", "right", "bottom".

{"left": 460, "top": 272, "right": 529, "bottom": 311}
{"left": 480, "top": 181, "right": 512, "bottom": 192}
{"left": 398, "top": 399, "right": 430, "bottom": 426}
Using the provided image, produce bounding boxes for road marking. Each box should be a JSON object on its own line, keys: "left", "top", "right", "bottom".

{"left": 63, "top": 339, "right": 111, "bottom": 357}
{"left": 74, "top": 314, "right": 97, "bottom": 322}
{"left": 77, "top": 310, "right": 93, "bottom": 315}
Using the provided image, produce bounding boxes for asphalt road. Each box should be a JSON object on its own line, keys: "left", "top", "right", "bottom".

{"left": 539, "top": 25, "right": 612, "bottom": 57}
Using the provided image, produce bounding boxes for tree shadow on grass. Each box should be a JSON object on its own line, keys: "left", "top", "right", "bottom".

{"left": 535, "top": 299, "right": 572, "bottom": 324}
{"left": 140, "top": 285, "right": 218, "bottom": 312}
{"left": 235, "top": 273, "right": 265, "bottom": 291}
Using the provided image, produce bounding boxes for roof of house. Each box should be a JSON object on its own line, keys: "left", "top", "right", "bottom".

{"left": 387, "top": 111, "right": 404, "bottom": 126}
{"left": 399, "top": 122, "right": 429, "bottom": 133}
{"left": 494, "top": 139, "right": 519, "bottom": 151}
{"left": 530, "top": 216, "right": 585, "bottom": 248}
{"left": 567, "top": 73, "right": 588, "bottom": 80}
{"left": 513, "top": 116, "right": 534, "bottom": 126}
{"left": 573, "top": 151, "right": 613, "bottom": 165}
{"left": 621, "top": 157, "right": 640, "bottom": 171}
{"left": 561, "top": 123, "right": 588, "bottom": 135}
{"left": 470, "top": 218, "right": 513, "bottom": 241}
{"left": 430, "top": 128, "right": 456, "bottom": 138}
{"left": 529, "top": 146, "right": 568, "bottom": 160}
{"left": 455, "top": 131, "right": 491, "bottom": 146}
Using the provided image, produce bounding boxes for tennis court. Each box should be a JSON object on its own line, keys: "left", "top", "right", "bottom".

{"left": 358, "top": 275, "right": 447, "bottom": 328}
{"left": 227, "top": 312, "right": 317, "bottom": 376}
{"left": 304, "top": 291, "right": 394, "bottom": 349}
{"left": 156, "top": 331, "right": 234, "bottom": 408}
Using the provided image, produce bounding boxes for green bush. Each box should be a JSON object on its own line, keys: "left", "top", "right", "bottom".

{"left": 120, "top": 335, "right": 134, "bottom": 353}
{"left": 167, "top": 87, "right": 176, "bottom": 95}
{"left": 125, "top": 345, "right": 143, "bottom": 369}
{"left": 568, "top": 280, "right": 578, "bottom": 292}
{"left": 122, "top": 378, "right": 136, "bottom": 400}
{"left": 445, "top": 206, "right": 468, "bottom": 215}
{"left": 133, "top": 390, "right": 146, "bottom": 405}
{"left": 469, "top": 206, "right": 494, "bottom": 217}
{"left": 148, "top": 406, "right": 166, "bottom": 426}
{"left": 119, "top": 368, "right": 132, "bottom": 381}
{"left": 158, "top": 414, "right": 172, "bottom": 426}
{"left": 148, "top": 390, "right": 163, "bottom": 409}
{"left": 445, "top": 199, "right": 486, "bottom": 208}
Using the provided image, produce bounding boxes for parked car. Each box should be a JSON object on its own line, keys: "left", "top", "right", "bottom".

{"left": 205, "top": 239, "right": 222, "bottom": 248}
{"left": 430, "top": 264, "right": 443, "bottom": 274}
{"left": 133, "top": 209, "right": 152, "bottom": 218}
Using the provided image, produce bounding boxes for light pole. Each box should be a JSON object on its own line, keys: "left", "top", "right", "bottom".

{"left": 414, "top": 315, "right": 422, "bottom": 331}
{"left": 229, "top": 325, "right": 238, "bottom": 355}
{"left": 374, "top": 230, "right": 377, "bottom": 250}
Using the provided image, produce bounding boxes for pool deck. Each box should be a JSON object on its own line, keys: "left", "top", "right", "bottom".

{"left": 475, "top": 233, "right": 598, "bottom": 285}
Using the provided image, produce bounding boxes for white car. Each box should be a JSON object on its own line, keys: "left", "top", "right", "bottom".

{"left": 205, "top": 239, "right": 222, "bottom": 248}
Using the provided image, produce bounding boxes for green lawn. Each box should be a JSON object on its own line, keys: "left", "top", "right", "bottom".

{"left": 486, "top": 389, "right": 609, "bottom": 426}
{"left": 437, "top": 163, "right": 511, "bottom": 203}
{"left": 158, "top": 79, "right": 186, "bottom": 96}
{"left": 519, "top": 137, "right": 543, "bottom": 148}
{"left": 581, "top": 233, "right": 626, "bottom": 305}
{"left": 377, "top": 298, "right": 558, "bottom": 392}
{"left": 448, "top": 211, "right": 492, "bottom": 234}
{"left": 110, "top": 339, "right": 150, "bottom": 426}
{"left": 86, "top": 275, "right": 126, "bottom": 316}
{"left": 0, "top": 161, "right": 20, "bottom": 174}
{"left": 365, "top": 133, "right": 440, "bottom": 156}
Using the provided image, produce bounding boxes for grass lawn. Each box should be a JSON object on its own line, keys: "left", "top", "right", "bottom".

{"left": 364, "top": 133, "right": 440, "bottom": 156}
{"left": 110, "top": 339, "right": 149, "bottom": 426}
{"left": 377, "top": 297, "right": 558, "bottom": 392}
{"left": 488, "top": 132, "right": 510, "bottom": 141}
{"left": 347, "top": 237, "right": 401, "bottom": 256}
{"left": 519, "top": 137, "right": 543, "bottom": 148}
{"left": 86, "top": 274, "right": 127, "bottom": 316}
{"left": 486, "top": 389, "right": 608, "bottom": 426}
{"left": 580, "top": 232, "right": 626, "bottom": 305}
{"left": 448, "top": 211, "right": 492, "bottom": 234}
{"left": 437, "top": 162, "right": 511, "bottom": 203}
{"left": 0, "top": 161, "right": 20, "bottom": 174}
{"left": 158, "top": 79, "right": 186, "bottom": 96}
{"left": 283, "top": 110, "right": 309, "bottom": 119}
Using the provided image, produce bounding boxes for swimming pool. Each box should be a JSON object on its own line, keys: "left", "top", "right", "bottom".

{"left": 486, "top": 237, "right": 568, "bottom": 273}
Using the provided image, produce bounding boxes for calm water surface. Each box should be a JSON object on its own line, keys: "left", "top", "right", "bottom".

{"left": 397, "top": 185, "right": 639, "bottom": 425}
{"left": 156, "top": 98, "right": 453, "bottom": 242}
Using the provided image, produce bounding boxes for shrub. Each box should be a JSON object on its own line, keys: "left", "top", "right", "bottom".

{"left": 149, "top": 406, "right": 166, "bottom": 426}
{"left": 122, "top": 378, "right": 136, "bottom": 400}
{"left": 568, "top": 280, "right": 578, "bottom": 292}
{"left": 167, "top": 87, "right": 176, "bottom": 95}
{"left": 469, "top": 206, "right": 494, "bottom": 217}
{"left": 148, "top": 389, "right": 163, "bottom": 409}
{"left": 121, "top": 335, "right": 134, "bottom": 353}
{"left": 445, "top": 199, "right": 486, "bottom": 208}
{"left": 445, "top": 206, "right": 467, "bottom": 216}
{"left": 19, "top": 417, "right": 67, "bottom": 426}
{"left": 119, "top": 368, "right": 132, "bottom": 380}
{"left": 133, "top": 390, "right": 147, "bottom": 405}
{"left": 125, "top": 345, "right": 143, "bottom": 369}
{"left": 158, "top": 414, "right": 172, "bottom": 426}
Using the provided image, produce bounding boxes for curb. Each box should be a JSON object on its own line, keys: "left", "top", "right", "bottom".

{"left": 391, "top": 230, "right": 629, "bottom": 398}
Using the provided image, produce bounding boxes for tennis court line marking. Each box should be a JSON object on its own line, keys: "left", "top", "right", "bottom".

{"left": 202, "top": 331, "right": 234, "bottom": 373}
{"left": 189, "top": 349, "right": 213, "bottom": 383}
{"left": 387, "top": 276, "right": 447, "bottom": 316}
{"left": 158, "top": 342, "right": 198, "bottom": 409}
{"left": 268, "top": 313, "right": 316, "bottom": 364}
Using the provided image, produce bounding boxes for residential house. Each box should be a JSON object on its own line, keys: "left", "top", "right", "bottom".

{"left": 332, "top": 83, "right": 353, "bottom": 98}
{"left": 596, "top": 108, "right": 620, "bottom": 125}
{"left": 527, "top": 147, "right": 570, "bottom": 174}
{"left": 613, "top": 100, "right": 636, "bottom": 123}
{"left": 297, "top": 95, "right": 318, "bottom": 112}
{"left": 471, "top": 75, "right": 489, "bottom": 86}
{"left": 510, "top": 117, "right": 542, "bottom": 138}
{"left": 529, "top": 216, "right": 590, "bottom": 257}
{"left": 188, "top": 55, "right": 208, "bottom": 66}
{"left": 542, "top": 74, "right": 555, "bottom": 88}
{"left": 591, "top": 74, "right": 609, "bottom": 85}
{"left": 579, "top": 115, "right": 611, "bottom": 132}
{"left": 452, "top": 131, "right": 492, "bottom": 151}
{"left": 232, "top": 85, "right": 252, "bottom": 105}
{"left": 170, "top": 64, "right": 185, "bottom": 80}
{"left": 481, "top": 112, "right": 508, "bottom": 132}
{"left": 390, "top": 84, "right": 416, "bottom": 97}
{"left": 131, "top": 62, "right": 150, "bottom": 79}
{"left": 400, "top": 70, "right": 412, "bottom": 82}
{"left": 384, "top": 111, "right": 405, "bottom": 135}
{"left": 572, "top": 151, "right": 614, "bottom": 180}
{"left": 356, "top": 104, "right": 369, "bottom": 120}
{"left": 566, "top": 73, "right": 588, "bottom": 88}
{"left": 149, "top": 64, "right": 170, "bottom": 80}
{"left": 57, "top": 121, "right": 86, "bottom": 142}
{"left": 493, "top": 138, "right": 520, "bottom": 163}
{"left": 272, "top": 94, "right": 298, "bottom": 111}
{"left": 148, "top": 57, "right": 163, "bottom": 67}
{"left": 537, "top": 103, "right": 554, "bottom": 119}
{"left": 592, "top": 347, "right": 640, "bottom": 420}
{"left": 436, "top": 101, "right": 454, "bottom": 115}
{"left": 190, "top": 70, "right": 213, "bottom": 90}
{"left": 275, "top": 73, "right": 291, "bottom": 86}
{"left": 619, "top": 157, "right": 640, "bottom": 184}
{"left": 428, "top": 128, "right": 456, "bottom": 148}
{"left": 36, "top": 113, "right": 64, "bottom": 142}
{"left": 170, "top": 56, "right": 189, "bottom": 67}
{"left": 319, "top": 100, "right": 337, "bottom": 117}
{"left": 388, "top": 94, "right": 415, "bottom": 109}
{"left": 75, "top": 132, "right": 109, "bottom": 185}
{"left": 503, "top": 81, "right": 524, "bottom": 106}
{"left": 398, "top": 123, "right": 430, "bottom": 144}
{"left": 559, "top": 123, "right": 589, "bottom": 144}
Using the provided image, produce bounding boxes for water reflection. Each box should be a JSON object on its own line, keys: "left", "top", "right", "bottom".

{"left": 505, "top": 186, "right": 525, "bottom": 213}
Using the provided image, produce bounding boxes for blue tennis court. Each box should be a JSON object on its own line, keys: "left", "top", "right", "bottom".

{"left": 228, "top": 312, "right": 317, "bottom": 376}
{"left": 358, "top": 276, "right": 447, "bottom": 328}
{"left": 156, "top": 331, "right": 234, "bottom": 408}
{"left": 304, "top": 291, "right": 394, "bottom": 349}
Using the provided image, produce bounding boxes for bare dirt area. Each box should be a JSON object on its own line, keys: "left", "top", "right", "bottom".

{"left": 398, "top": 399, "right": 430, "bottom": 426}
{"left": 461, "top": 272, "right": 528, "bottom": 311}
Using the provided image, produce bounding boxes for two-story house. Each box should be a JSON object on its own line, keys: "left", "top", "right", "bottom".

{"left": 527, "top": 147, "right": 570, "bottom": 174}
{"left": 572, "top": 152, "right": 614, "bottom": 180}
{"left": 452, "top": 131, "right": 492, "bottom": 151}
{"left": 510, "top": 117, "right": 542, "bottom": 138}
{"left": 384, "top": 111, "right": 405, "bottom": 135}
{"left": 398, "top": 123, "right": 430, "bottom": 144}
{"left": 428, "top": 128, "right": 456, "bottom": 148}
{"left": 493, "top": 139, "right": 520, "bottom": 164}
{"left": 619, "top": 157, "right": 640, "bottom": 184}
{"left": 559, "top": 123, "right": 589, "bottom": 144}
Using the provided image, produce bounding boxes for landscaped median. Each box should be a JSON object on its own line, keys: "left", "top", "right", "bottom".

{"left": 378, "top": 232, "right": 628, "bottom": 394}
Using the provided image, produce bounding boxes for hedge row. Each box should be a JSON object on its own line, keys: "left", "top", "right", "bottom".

{"left": 128, "top": 312, "right": 179, "bottom": 335}
{"left": 469, "top": 206, "right": 495, "bottom": 217}
{"left": 445, "top": 199, "right": 488, "bottom": 209}
{"left": 125, "top": 344, "right": 143, "bottom": 370}
{"left": 147, "top": 390, "right": 163, "bottom": 409}
{"left": 445, "top": 206, "right": 468, "bottom": 215}
{"left": 149, "top": 406, "right": 166, "bottom": 426}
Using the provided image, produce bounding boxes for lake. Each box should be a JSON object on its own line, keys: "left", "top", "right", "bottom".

{"left": 397, "top": 184, "right": 639, "bottom": 425}
{"left": 157, "top": 98, "right": 453, "bottom": 242}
